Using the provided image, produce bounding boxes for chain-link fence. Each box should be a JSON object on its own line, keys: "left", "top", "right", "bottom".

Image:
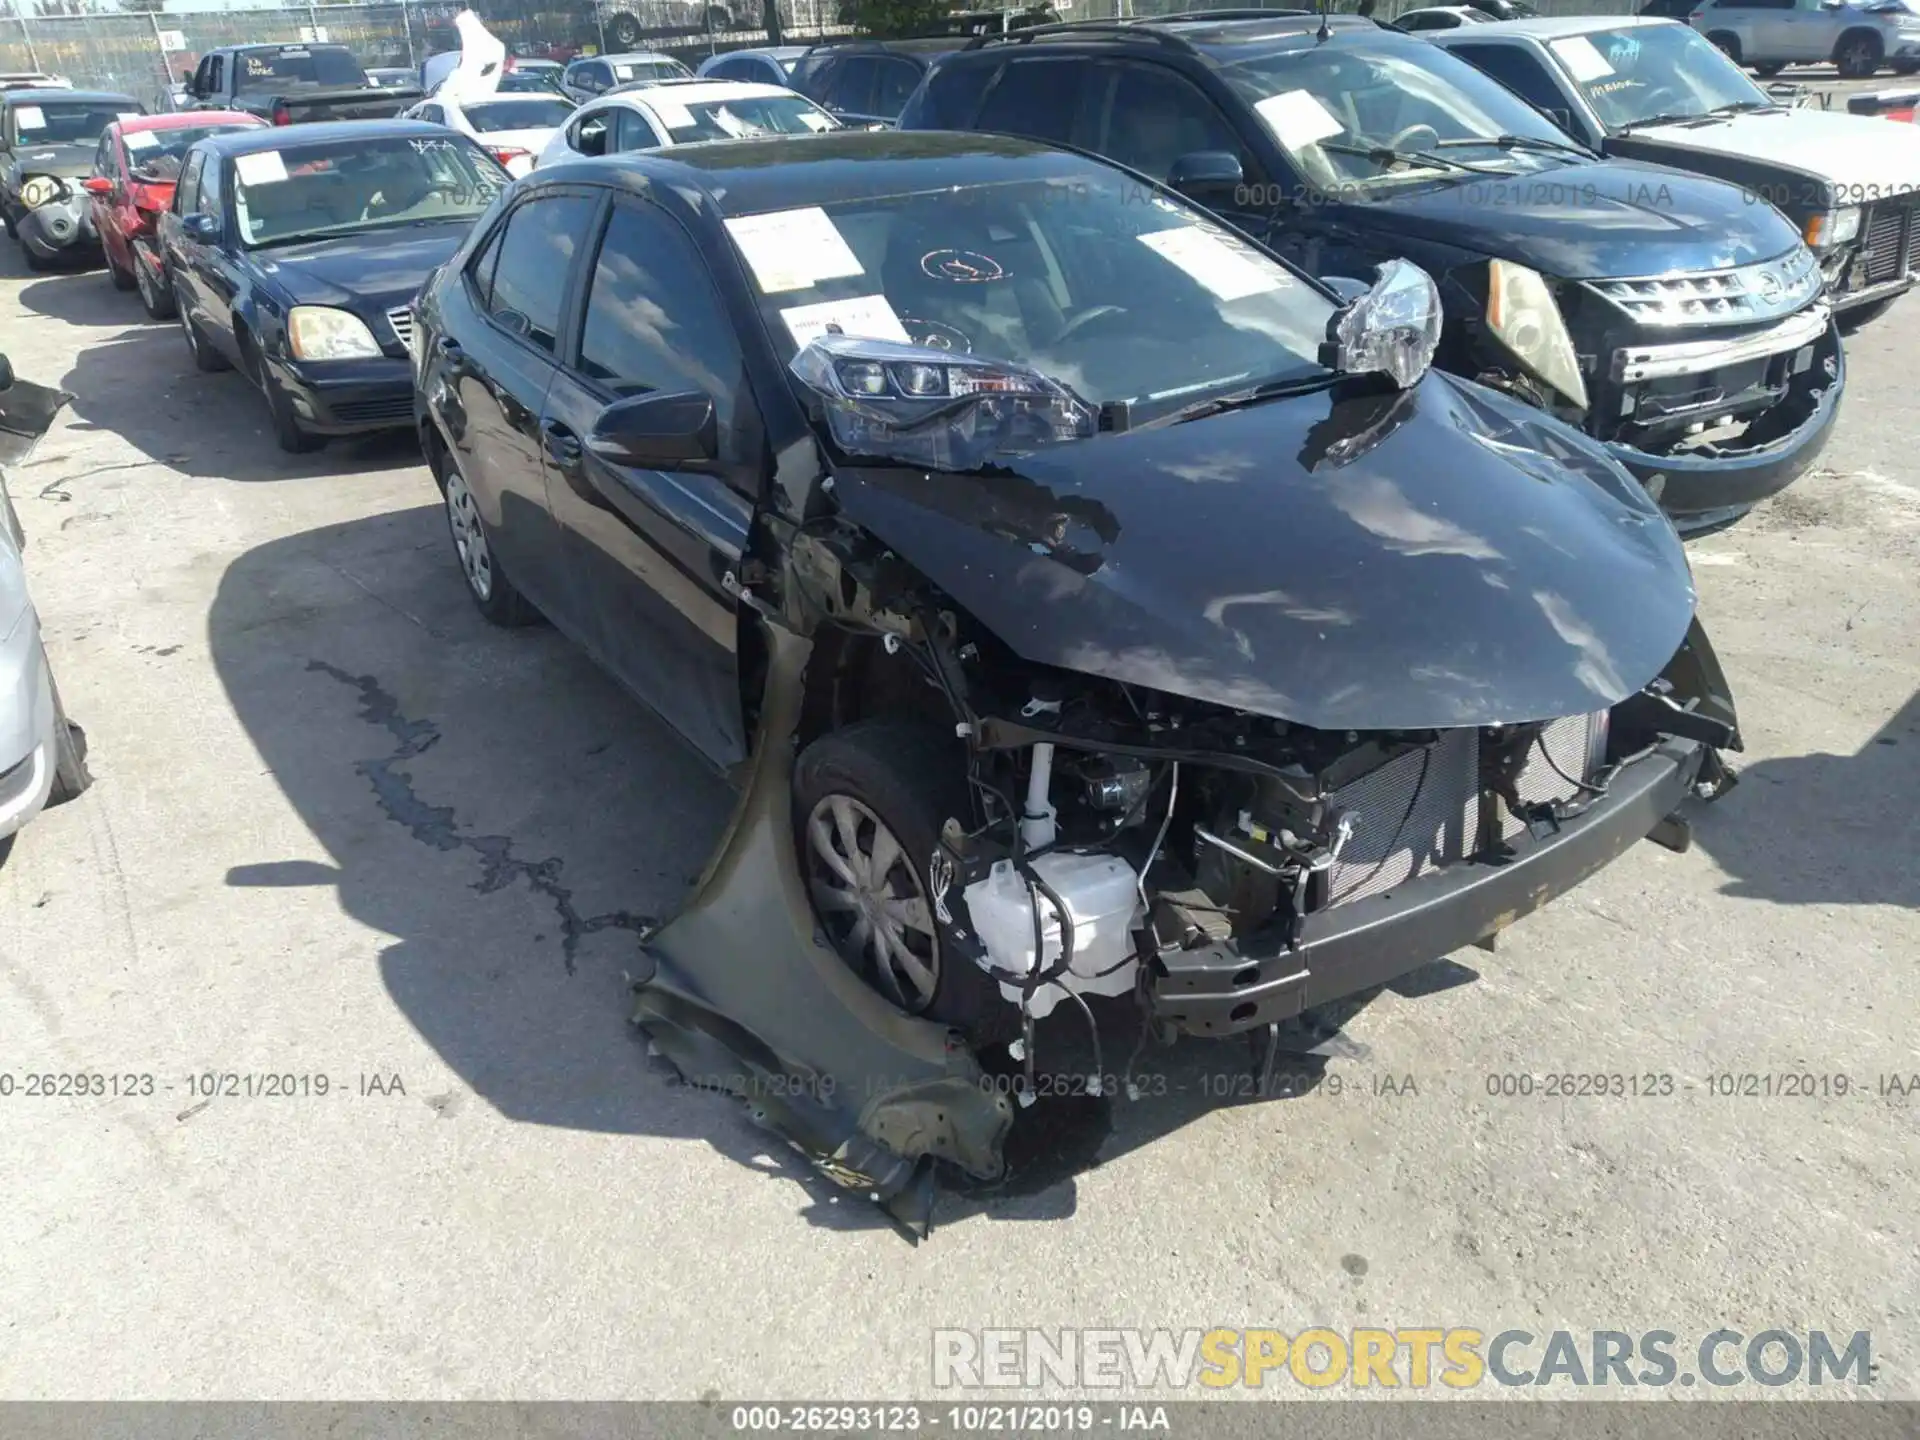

{"left": 2, "top": 0, "right": 1640, "bottom": 115}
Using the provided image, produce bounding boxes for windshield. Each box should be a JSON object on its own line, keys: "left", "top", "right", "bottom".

{"left": 498, "top": 69, "right": 567, "bottom": 93}
{"left": 656, "top": 94, "right": 839, "bottom": 142}
{"left": 1545, "top": 24, "right": 1770, "bottom": 128}
{"left": 1220, "top": 39, "right": 1573, "bottom": 188}
{"left": 232, "top": 133, "right": 508, "bottom": 248}
{"left": 611, "top": 58, "right": 693, "bottom": 84}
{"left": 233, "top": 46, "right": 366, "bottom": 93}
{"left": 465, "top": 97, "right": 574, "bottom": 131}
{"left": 730, "top": 174, "right": 1333, "bottom": 421}
{"left": 126, "top": 122, "right": 259, "bottom": 180}
{"left": 12, "top": 101, "right": 134, "bottom": 145}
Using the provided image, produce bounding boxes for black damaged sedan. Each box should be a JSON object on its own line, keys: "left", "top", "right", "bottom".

{"left": 159, "top": 120, "right": 510, "bottom": 452}
{"left": 412, "top": 132, "right": 1742, "bottom": 1209}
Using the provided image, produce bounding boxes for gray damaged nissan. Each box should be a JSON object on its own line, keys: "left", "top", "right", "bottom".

{"left": 411, "top": 135, "right": 1743, "bottom": 1229}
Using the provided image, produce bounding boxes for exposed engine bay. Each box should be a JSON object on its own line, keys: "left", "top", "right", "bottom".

{"left": 782, "top": 517, "right": 1740, "bottom": 1098}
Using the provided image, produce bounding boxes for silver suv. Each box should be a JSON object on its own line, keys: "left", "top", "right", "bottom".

{"left": 1690, "top": 0, "right": 1920, "bottom": 78}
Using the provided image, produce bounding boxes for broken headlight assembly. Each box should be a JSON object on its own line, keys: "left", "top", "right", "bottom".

{"left": 1484, "top": 259, "right": 1588, "bottom": 411}
{"left": 1319, "top": 257, "right": 1443, "bottom": 390}
{"left": 790, "top": 335, "right": 1097, "bottom": 472}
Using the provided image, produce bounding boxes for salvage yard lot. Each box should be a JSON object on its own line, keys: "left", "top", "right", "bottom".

{"left": 1, "top": 215, "right": 1916, "bottom": 1401}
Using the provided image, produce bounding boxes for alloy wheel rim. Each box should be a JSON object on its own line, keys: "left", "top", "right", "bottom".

{"left": 804, "top": 794, "right": 940, "bottom": 1011}
{"left": 443, "top": 470, "right": 493, "bottom": 601}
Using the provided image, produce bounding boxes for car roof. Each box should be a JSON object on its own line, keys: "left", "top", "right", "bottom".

{"left": 945, "top": 13, "right": 1390, "bottom": 61}
{"left": 603, "top": 78, "right": 797, "bottom": 108}
{"left": 198, "top": 118, "right": 454, "bottom": 153}
{"left": 4, "top": 88, "right": 138, "bottom": 105}
{"left": 538, "top": 128, "right": 1122, "bottom": 215}
{"left": 513, "top": 58, "right": 563, "bottom": 67}
{"left": 589, "top": 51, "right": 686, "bottom": 63}
{"left": 119, "top": 110, "right": 261, "bottom": 132}
{"left": 802, "top": 35, "right": 972, "bottom": 55}
{"left": 1441, "top": 14, "right": 1674, "bottom": 39}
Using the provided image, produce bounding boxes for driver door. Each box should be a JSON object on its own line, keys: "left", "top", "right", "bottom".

{"left": 538, "top": 196, "right": 756, "bottom": 767}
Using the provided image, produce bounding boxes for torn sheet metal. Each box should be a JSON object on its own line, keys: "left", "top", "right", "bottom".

{"left": 633, "top": 626, "right": 1012, "bottom": 1233}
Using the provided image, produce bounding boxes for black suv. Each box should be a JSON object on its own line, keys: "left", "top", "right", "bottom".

{"left": 789, "top": 37, "right": 978, "bottom": 126}
{"left": 898, "top": 13, "right": 1843, "bottom": 533}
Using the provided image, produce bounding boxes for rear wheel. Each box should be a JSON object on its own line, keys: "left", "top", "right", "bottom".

{"left": 176, "top": 285, "right": 230, "bottom": 372}
{"left": 134, "top": 245, "right": 174, "bottom": 319}
{"left": 1836, "top": 29, "right": 1884, "bottom": 78}
{"left": 438, "top": 457, "right": 535, "bottom": 626}
{"left": 1895, "top": 59, "right": 1920, "bottom": 75}
{"left": 794, "top": 720, "right": 1016, "bottom": 1044}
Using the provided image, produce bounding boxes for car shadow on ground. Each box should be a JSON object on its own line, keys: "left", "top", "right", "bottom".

{"left": 208, "top": 504, "right": 1478, "bottom": 1237}
{"left": 1689, "top": 689, "right": 1919, "bottom": 910}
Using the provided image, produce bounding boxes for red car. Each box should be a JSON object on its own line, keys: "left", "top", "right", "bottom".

{"left": 83, "top": 111, "right": 264, "bottom": 319}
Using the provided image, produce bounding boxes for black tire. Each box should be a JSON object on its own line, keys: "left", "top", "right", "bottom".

{"left": 176, "top": 284, "right": 230, "bottom": 372}
{"left": 46, "top": 673, "right": 92, "bottom": 807}
{"left": 22, "top": 246, "right": 50, "bottom": 273}
{"left": 1896, "top": 60, "right": 1920, "bottom": 75}
{"left": 1707, "top": 31, "right": 1741, "bottom": 62}
{"left": 265, "top": 374, "right": 324, "bottom": 454}
{"left": 1835, "top": 29, "right": 1883, "bottom": 78}
{"left": 135, "top": 248, "right": 175, "bottom": 320}
{"left": 106, "top": 247, "right": 137, "bottom": 291}
{"left": 607, "top": 11, "right": 643, "bottom": 47}
{"left": 793, "top": 719, "right": 1017, "bottom": 1045}
{"left": 1752, "top": 61, "right": 1785, "bottom": 77}
{"left": 434, "top": 452, "right": 536, "bottom": 626}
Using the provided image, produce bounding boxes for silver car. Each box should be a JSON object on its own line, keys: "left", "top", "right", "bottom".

{"left": 0, "top": 355, "right": 91, "bottom": 862}
{"left": 1689, "top": 0, "right": 1920, "bottom": 78}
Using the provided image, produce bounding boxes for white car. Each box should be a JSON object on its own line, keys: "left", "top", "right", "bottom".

{"left": 403, "top": 92, "right": 579, "bottom": 177}
{"left": 533, "top": 79, "right": 839, "bottom": 168}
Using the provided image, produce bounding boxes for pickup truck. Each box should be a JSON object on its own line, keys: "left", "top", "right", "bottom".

{"left": 181, "top": 43, "right": 422, "bottom": 125}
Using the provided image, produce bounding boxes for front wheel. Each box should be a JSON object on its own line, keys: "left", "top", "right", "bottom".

{"left": 793, "top": 720, "right": 1016, "bottom": 1044}
{"left": 1835, "top": 31, "right": 1884, "bottom": 78}
{"left": 134, "top": 246, "right": 174, "bottom": 319}
{"left": 46, "top": 672, "right": 92, "bottom": 807}
{"left": 1894, "top": 59, "right": 1920, "bottom": 75}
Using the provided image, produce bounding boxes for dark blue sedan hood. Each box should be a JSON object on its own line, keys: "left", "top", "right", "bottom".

{"left": 1351, "top": 158, "right": 1803, "bottom": 279}
{"left": 833, "top": 372, "right": 1697, "bottom": 732}
{"left": 255, "top": 220, "right": 472, "bottom": 313}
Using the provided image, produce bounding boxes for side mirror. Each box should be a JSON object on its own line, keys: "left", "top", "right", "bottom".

{"left": 183, "top": 213, "right": 220, "bottom": 242}
{"left": 1168, "top": 149, "right": 1244, "bottom": 201}
{"left": 83, "top": 176, "right": 113, "bottom": 196}
{"left": 1319, "top": 258, "right": 1444, "bottom": 390}
{"left": 1319, "top": 275, "right": 1372, "bottom": 304}
{"left": 588, "top": 390, "right": 718, "bottom": 469}
{"left": 1543, "top": 107, "right": 1575, "bottom": 133}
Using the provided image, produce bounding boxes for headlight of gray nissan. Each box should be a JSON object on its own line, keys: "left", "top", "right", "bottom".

{"left": 1485, "top": 259, "right": 1588, "bottom": 411}
{"left": 1804, "top": 206, "right": 1862, "bottom": 249}
{"left": 19, "top": 175, "right": 64, "bottom": 210}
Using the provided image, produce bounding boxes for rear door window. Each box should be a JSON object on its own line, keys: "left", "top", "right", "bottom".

{"left": 873, "top": 57, "right": 924, "bottom": 118}
{"left": 901, "top": 57, "right": 997, "bottom": 128}
{"left": 485, "top": 192, "right": 598, "bottom": 352}
{"left": 975, "top": 56, "right": 1091, "bottom": 145}
{"left": 613, "top": 107, "right": 662, "bottom": 150}
{"left": 1449, "top": 42, "right": 1574, "bottom": 116}
{"left": 821, "top": 56, "right": 880, "bottom": 114}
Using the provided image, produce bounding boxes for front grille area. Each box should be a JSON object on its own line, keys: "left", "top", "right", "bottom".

{"left": 1324, "top": 730, "right": 1480, "bottom": 906}
{"left": 331, "top": 394, "right": 415, "bottom": 426}
{"left": 1861, "top": 202, "right": 1914, "bottom": 285}
{"left": 1585, "top": 245, "right": 1821, "bottom": 327}
{"left": 386, "top": 306, "right": 415, "bottom": 356}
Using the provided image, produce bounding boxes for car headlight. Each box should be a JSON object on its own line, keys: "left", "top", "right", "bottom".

{"left": 19, "top": 175, "right": 63, "bottom": 209}
{"left": 1804, "top": 206, "right": 1862, "bottom": 249}
{"left": 287, "top": 306, "right": 382, "bottom": 361}
{"left": 1485, "top": 259, "right": 1588, "bottom": 411}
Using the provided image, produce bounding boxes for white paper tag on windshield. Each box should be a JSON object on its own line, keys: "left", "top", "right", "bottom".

{"left": 726, "top": 206, "right": 863, "bottom": 293}
{"left": 651, "top": 97, "right": 695, "bottom": 129}
{"left": 613, "top": 63, "right": 635, "bottom": 80}
{"left": 1139, "top": 227, "right": 1287, "bottom": 303}
{"left": 234, "top": 150, "right": 289, "bottom": 185}
{"left": 1253, "top": 90, "right": 1343, "bottom": 149}
{"left": 123, "top": 129, "right": 159, "bottom": 150}
{"left": 1552, "top": 36, "right": 1615, "bottom": 82}
{"left": 15, "top": 106, "right": 45, "bottom": 130}
{"left": 780, "top": 293, "right": 910, "bottom": 348}
{"left": 798, "top": 109, "right": 833, "bottom": 132}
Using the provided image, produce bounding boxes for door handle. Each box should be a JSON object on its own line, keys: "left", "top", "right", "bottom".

{"left": 542, "top": 419, "right": 583, "bottom": 469}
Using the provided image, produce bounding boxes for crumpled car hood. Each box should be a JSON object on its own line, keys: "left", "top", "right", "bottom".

{"left": 831, "top": 371, "right": 1697, "bottom": 733}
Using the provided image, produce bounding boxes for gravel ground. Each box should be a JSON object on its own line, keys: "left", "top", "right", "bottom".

{"left": 0, "top": 191, "right": 1914, "bottom": 1403}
